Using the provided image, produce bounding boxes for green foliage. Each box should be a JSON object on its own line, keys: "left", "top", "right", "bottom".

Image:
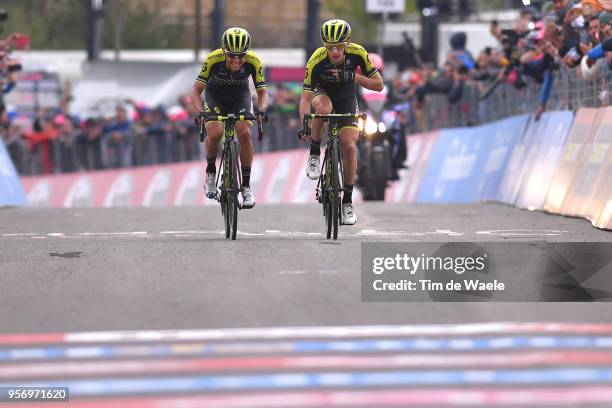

{"left": 1, "top": 0, "right": 88, "bottom": 49}
{"left": 104, "top": 1, "right": 188, "bottom": 49}
{"left": 324, "top": 0, "right": 379, "bottom": 45}
{"left": 1, "top": 0, "right": 187, "bottom": 50}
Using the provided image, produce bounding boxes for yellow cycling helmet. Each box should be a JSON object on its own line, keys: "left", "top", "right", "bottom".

{"left": 222, "top": 27, "right": 251, "bottom": 53}
{"left": 321, "top": 19, "right": 351, "bottom": 44}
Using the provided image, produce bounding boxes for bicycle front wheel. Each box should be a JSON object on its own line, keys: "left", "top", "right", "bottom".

{"left": 228, "top": 141, "right": 239, "bottom": 240}
{"left": 331, "top": 140, "right": 341, "bottom": 240}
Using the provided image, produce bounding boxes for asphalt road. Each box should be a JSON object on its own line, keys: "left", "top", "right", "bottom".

{"left": 0, "top": 203, "right": 610, "bottom": 332}
{"left": 1, "top": 203, "right": 612, "bottom": 408}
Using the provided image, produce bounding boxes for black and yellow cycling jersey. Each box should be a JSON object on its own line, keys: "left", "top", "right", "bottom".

{"left": 303, "top": 43, "right": 377, "bottom": 128}
{"left": 196, "top": 49, "right": 266, "bottom": 94}
{"left": 303, "top": 43, "right": 378, "bottom": 95}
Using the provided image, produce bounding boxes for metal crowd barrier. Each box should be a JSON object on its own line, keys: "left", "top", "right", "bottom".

{"left": 419, "top": 65, "right": 611, "bottom": 131}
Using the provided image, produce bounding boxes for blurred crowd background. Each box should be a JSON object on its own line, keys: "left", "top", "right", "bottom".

{"left": 0, "top": 0, "right": 610, "bottom": 175}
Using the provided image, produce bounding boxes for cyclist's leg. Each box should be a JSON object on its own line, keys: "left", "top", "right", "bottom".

{"left": 305, "top": 88, "right": 333, "bottom": 180}
{"left": 233, "top": 94, "right": 254, "bottom": 185}
{"left": 311, "top": 88, "right": 333, "bottom": 148}
{"left": 339, "top": 125, "right": 359, "bottom": 224}
{"left": 337, "top": 95, "right": 359, "bottom": 225}
{"left": 202, "top": 91, "right": 226, "bottom": 197}
{"left": 232, "top": 94, "right": 256, "bottom": 208}
{"left": 336, "top": 94, "right": 359, "bottom": 200}
{"left": 339, "top": 126, "right": 359, "bottom": 197}
{"left": 203, "top": 91, "right": 225, "bottom": 174}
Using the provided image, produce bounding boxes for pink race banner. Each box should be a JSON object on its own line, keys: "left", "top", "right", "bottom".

{"left": 20, "top": 149, "right": 364, "bottom": 208}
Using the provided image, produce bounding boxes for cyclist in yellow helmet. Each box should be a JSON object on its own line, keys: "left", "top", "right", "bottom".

{"left": 298, "top": 19, "right": 383, "bottom": 225}
{"left": 191, "top": 27, "right": 268, "bottom": 209}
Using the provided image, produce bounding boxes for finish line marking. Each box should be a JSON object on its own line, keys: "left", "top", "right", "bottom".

{"left": 8, "top": 387, "right": 612, "bottom": 408}
{"left": 3, "top": 352, "right": 612, "bottom": 379}
{"left": 2, "top": 322, "right": 612, "bottom": 345}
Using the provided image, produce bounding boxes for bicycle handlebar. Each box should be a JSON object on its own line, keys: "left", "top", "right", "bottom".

{"left": 302, "top": 112, "right": 367, "bottom": 138}
{"left": 304, "top": 113, "right": 368, "bottom": 120}
{"left": 202, "top": 113, "right": 259, "bottom": 122}
{"left": 198, "top": 111, "right": 265, "bottom": 142}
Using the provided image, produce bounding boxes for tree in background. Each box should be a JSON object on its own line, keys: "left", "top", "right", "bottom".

{"left": 2, "top": 0, "right": 89, "bottom": 49}
{"left": 1, "top": 0, "right": 187, "bottom": 50}
{"left": 106, "top": 0, "right": 187, "bottom": 49}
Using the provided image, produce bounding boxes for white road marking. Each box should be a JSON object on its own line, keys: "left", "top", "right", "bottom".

{"left": 0, "top": 228, "right": 576, "bottom": 240}
{"left": 476, "top": 230, "right": 568, "bottom": 236}
{"left": 76, "top": 232, "right": 148, "bottom": 236}
{"left": 279, "top": 270, "right": 308, "bottom": 275}
{"left": 435, "top": 229, "right": 465, "bottom": 236}
{"left": 58, "top": 322, "right": 610, "bottom": 343}
{"left": 160, "top": 230, "right": 220, "bottom": 234}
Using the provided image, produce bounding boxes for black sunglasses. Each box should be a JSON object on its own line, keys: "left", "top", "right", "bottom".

{"left": 226, "top": 51, "right": 247, "bottom": 59}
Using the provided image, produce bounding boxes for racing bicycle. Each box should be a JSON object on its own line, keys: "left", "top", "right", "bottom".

{"left": 302, "top": 112, "right": 367, "bottom": 240}
{"left": 199, "top": 112, "right": 264, "bottom": 240}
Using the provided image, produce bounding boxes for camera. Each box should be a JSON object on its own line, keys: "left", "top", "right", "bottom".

{"left": 0, "top": 9, "right": 7, "bottom": 23}
{"left": 8, "top": 63, "right": 22, "bottom": 73}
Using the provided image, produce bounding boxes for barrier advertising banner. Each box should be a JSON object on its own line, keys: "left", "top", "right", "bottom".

{"left": 560, "top": 107, "right": 611, "bottom": 219}
{"left": 544, "top": 108, "right": 602, "bottom": 214}
{"left": 515, "top": 111, "right": 574, "bottom": 210}
{"left": 20, "top": 149, "right": 360, "bottom": 208}
{"left": 582, "top": 107, "right": 612, "bottom": 230}
{"left": 416, "top": 127, "right": 480, "bottom": 203}
{"left": 386, "top": 131, "right": 439, "bottom": 203}
{"left": 478, "top": 114, "right": 530, "bottom": 202}
{"left": 0, "top": 138, "right": 27, "bottom": 206}
{"left": 496, "top": 114, "right": 549, "bottom": 205}
{"left": 416, "top": 115, "right": 528, "bottom": 204}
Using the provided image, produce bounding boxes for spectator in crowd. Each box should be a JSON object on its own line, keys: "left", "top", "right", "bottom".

{"left": 24, "top": 112, "right": 59, "bottom": 174}
{"left": 53, "top": 114, "right": 78, "bottom": 173}
{"left": 76, "top": 118, "right": 104, "bottom": 171}
{"left": 174, "top": 95, "right": 200, "bottom": 162}
{"left": 101, "top": 105, "right": 133, "bottom": 168}
{"left": 3, "top": 2, "right": 611, "bottom": 175}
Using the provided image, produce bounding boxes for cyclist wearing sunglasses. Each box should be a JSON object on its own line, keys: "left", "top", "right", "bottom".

{"left": 298, "top": 19, "right": 383, "bottom": 225}
{"left": 191, "top": 27, "right": 268, "bottom": 209}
